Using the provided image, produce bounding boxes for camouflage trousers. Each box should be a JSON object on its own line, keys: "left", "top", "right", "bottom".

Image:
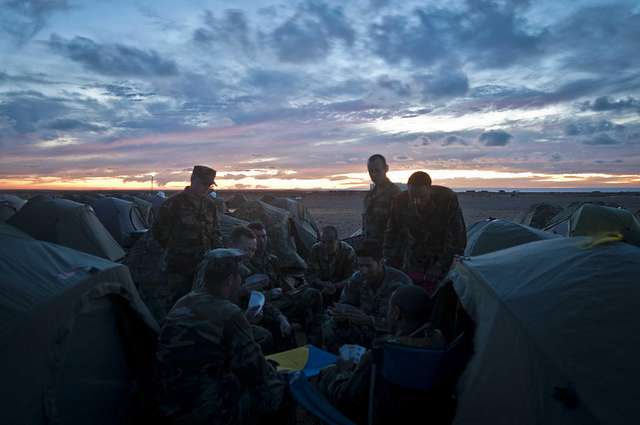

{"left": 322, "top": 317, "right": 377, "bottom": 353}
{"left": 273, "top": 288, "right": 324, "bottom": 347}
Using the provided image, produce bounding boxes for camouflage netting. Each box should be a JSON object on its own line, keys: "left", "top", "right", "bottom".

{"left": 231, "top": 200, "right": 307, "bottom": 272}
{"left": 220, "top": 214, "right": 249, "bottom": 246}
{"left": 261, "top": 195, "right": 320, "bottom": 259}
{"left": 124, "top": 231, "right": 170, "bottom": 323}
{"left": 517, "top": 203, "right": 563, "bottom": 229}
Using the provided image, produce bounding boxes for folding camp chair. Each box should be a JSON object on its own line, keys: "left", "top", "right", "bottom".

{"left": 367, "top": 332, "right": 471, "bottom": 425}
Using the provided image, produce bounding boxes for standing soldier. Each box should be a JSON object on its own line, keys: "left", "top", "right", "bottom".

{"left": 384, "top": 171, "right": 466, "bottom": 294}
{"left": 362, "top": 154, "right": 401, "bottom": 244}
{"left": 153, "top": 165, "right": 222, "bottom": 306}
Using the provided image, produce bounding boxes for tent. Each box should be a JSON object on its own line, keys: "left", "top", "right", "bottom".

{"left": 544, "top": 201, "right": 623, "bottom": 236}
{"left": 449, "top": 237, "right": 640, "bottom": 425}
{"left": 517, "top": 203, "right": 562, "bottom": 229}
{"left": 112, "top": 195, "right": 155, "bottom": 228}
{"left": 8, "top": 197, "right": 125, "bottom": 262}
{"left": 226, "top": 193, "right": 249, "bottom": 210}
{"left": 91, "top": 197, "right": 148, "bottom": 248}
{"left": 220, "top": 214, "right": 249, "bottom": 247}
{"left": 261, "top": 195, "right": 320, "bottom": 259}
{"left": 0, "top": 224, "right": 159, "bottom": 424}
{"left": 465, "top": 219, "right": 559, "bottom": 256}
{"left": 568, "top": 204, "right": 640, "bottom": 246}
{"left": 0, "top": 193, "right": 26, "bottom": 222}
{"left": 232, "top": 200, "right": 307, "bottom": 272}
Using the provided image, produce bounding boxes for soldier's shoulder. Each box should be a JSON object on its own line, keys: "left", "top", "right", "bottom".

{"left": 388, "top": 181, "right": 402, "bottom": 194}
{"left": 162, "top": 191, "right": 190, "bottom": 208}
{"left": 392, "top": 190, "right": 410, "bottom": 205}
{"left": 431, "top": 185, "right": 458, "bottom": 200}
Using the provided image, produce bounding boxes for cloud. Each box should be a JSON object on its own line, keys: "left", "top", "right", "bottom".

{"left": 550, "top": 153, "right": 562, "bottom": 162}
{"left": 479, "top": 130, "right": 512, "bottom": 146}
{"left": 441, "top": 135, "right": 468, "bottom": 146}
{"left": 1, "top": 0, "right": 70, "bottom": 44}
{"left": 583, "top": 133, "right": 623, "bottom": 146}
{"left": 43, "top": 118, "right": 106, "bottom": 132}
{"left": 377, "top": 75, "right": 411, "bottom": 97}
{"left": 193, "top": 9, "right": 254, "bottom": 56}
{"left": 583, "top": 96, "right": 640, "bottom": 113}
{"left": 269, "top": 1, "right": 355, "bottom": 63}
{"left": 0, "top": 90, "right": 68, "bottom": 134}
{"left": 565, "top": 120, "right": 624, "bottom": 136}
{"left": 48, "top": 34, "right": 178, "bottom": 76}
{"left": 414, "top": 69, "right": 469, "bottom": 100}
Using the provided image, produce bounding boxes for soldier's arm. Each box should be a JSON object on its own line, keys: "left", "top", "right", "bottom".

{"left": 152, "top": 200, "right": 173, "bottom": 248}
{"left": 382, "top": 198, "right": 403, "bottom": 268}
{"left": 436, "top": 197, "right": 467, "bottom": 274}
{"left": 211, "top": 208, "right": 223, "bottom": 249}
{"left": 226, "top": 309, "right": 270, "bottom": 386}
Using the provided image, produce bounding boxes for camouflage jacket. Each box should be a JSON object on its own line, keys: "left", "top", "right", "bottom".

{"left": 363, "top": 177, "right": 401, "bottom": 243}
{"left": 152, "top": 187, "right": 222, "bottom": 273}
{"left": 339, "top": 266, "right": 411, "bottom": 331}
{"left": 384, "top": 186, "right": 466, "bottom": 277}
{"left": 307, "top": 241, "right": 356, "bottom": 284}
{"left": 155, "top": 288, "right": 285, "bottom": 424}
{"left": 246, "top": 251, "right": 282, "bottom": 288}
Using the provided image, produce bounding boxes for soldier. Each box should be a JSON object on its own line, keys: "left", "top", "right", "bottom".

{"left": 152, "top": 165, "right": 222, "bottom": 306}
{"left": 323, "top": 239, "right": 411, "bottom": 352}
{"left": 319, "top": 285, "right": 446, "bottom": 423}
{"left": 245, "top": 222, "right": 325, "bottom": 347}
{"left": 384, "top": 171, "right": 466, "bottom": 293}
{"left": 155, "top": 248, "right": 291, "bottom": 425}
{"left": 362, "top": 154, "right": 401, "bottom": 244}
{"left": 307, "top": 225, "right": 357, "bottom": 304}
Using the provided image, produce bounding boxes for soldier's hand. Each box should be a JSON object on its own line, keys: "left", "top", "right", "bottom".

{"left": 279, "top": 316, "right": 292, "bottom": 336}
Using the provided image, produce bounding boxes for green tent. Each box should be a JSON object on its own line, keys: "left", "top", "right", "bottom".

{"left": 0, "top": 224, "right": 159, "bottom": 424}
{"left": 450, "top": 237, "right": 640, "bottom": 425}
{"left": 0, "top": 193, "right": 26, "bottom": 222}
{"left": 8, "top": 197, "right": 125, "bottom": 262}
{"left": 570, "top": 203, "right": 640, "bottom": 246}
{"left": 465, "top": 219, "right": 559, "bottom": 256}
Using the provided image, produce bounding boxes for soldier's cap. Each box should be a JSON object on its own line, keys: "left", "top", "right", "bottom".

{"left": 407, "top": 171, "right": 432, "bottom": 187}
{"left": 191, "top": 165, "right": 217, "bottom": 186}
{"left": 193, "top": 248, "right": 246, "bottom": 289}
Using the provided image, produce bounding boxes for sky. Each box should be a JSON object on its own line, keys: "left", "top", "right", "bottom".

{"left": 0, "top": 0, "right": 639, "bottom": 190}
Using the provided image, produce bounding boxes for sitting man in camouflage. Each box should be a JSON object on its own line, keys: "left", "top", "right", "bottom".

{"left": 244, "top": 222, "right": 324, "bottom": 347}
{"left": 155, "top": 248, "right": 291, "bottom": 425}
{"left": 307, "top": 225, "right": 356, "bottom": 305}
{"left": 384, "top": 171, "right": 466, "bottom": 294}
{"left": 152, "top": 165, "right": 222, "bottom": 307}
{"left": 323, "top": 239, "right": 412, "bottom": 353}
{"left": 319, "top": 285, "right": 446, "bottom": 423}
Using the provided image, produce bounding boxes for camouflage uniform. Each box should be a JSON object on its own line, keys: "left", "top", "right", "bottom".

{"left": 155, "top": 288, "right": 287, "bottom": 425}
{"left": 384, "top": 186, "right": 466, "bottom": 283}
{"left": 307, "top": 240, "right": 356, "bottom": 304}
{"left": 363, "top": 177, "right": 401, "bottom": 244}
{"left": 323, "top": 266, "right": 411, "bottom": 351}
{"left": 152, "top": 187, "right": 222, "bottom": 304}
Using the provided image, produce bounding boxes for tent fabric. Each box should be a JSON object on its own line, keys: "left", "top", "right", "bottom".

{"left": 0, "top": 228, "right": 159, "bottom": 424}
{"left": 261, "top": 195, "right": 320, "bottom": 259}
{"left": 0, "top": 194, "right": 27, "bottom": 222}
{"left": 266, "top": 345, "right": 337, "bottom": 377}
{"left": 220, "top": 214, "right": 249, "bottom": 246}
{"left": 465, "top": 219, "right": 559, "bottom": 256}
{"left": 226, "top": 193, "right": 249, "bottom": 210}
{"left": 450, "top": 237, "right": 640, "bottom": 425}
{"left": 8, "top": 197, "right": 125, "bottom": 261}
{"left": 570, "top": 204, "right": 640, "bottom": 246}
{"left": 517, "top": 203, "right": 562, "bottom": 228}
{"left": 113, "top": 195, "right": 154, "bottom": 227}
{"left": 543, "top": 201, "right": 623, "bottom": 235}
{"left": 91, "top": 197, "right": 148, "bottom": 248}
{"left": 232, "top": 200, "right": 307, "bottom": 271}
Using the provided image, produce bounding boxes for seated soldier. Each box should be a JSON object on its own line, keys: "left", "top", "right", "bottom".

{"left": 246, "top": 221, "right": 324, "bottom": 347}
{"left": 323, "top": 239, "right": 412, "bottom": 353}
{"left": 155, "top": 248, "right": 291, "bottom": 425}
{"left": 307, "top": 225, "right": 357, "bottom": 305}
{"left": 231, "top": 225, "right": 293, "bottom": 353}
{"left": 319, "top": 285, "right": 445, "bottom": 423}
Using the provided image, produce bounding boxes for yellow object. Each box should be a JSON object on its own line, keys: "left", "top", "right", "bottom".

{"left": 266, "top": 346, "right": 310, "bottom": 372}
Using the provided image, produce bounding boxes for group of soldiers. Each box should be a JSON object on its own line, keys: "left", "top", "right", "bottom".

{"left": 151, "top": 155, "right": 467, "bottom": 424}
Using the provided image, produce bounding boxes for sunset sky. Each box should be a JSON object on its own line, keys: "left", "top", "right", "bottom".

{"left": 1, "top": 0, "right": 639, "bottom": 190}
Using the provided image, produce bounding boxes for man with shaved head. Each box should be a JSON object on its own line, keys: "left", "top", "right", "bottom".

{"left": 363, "top": 154, "right": 401, "bottom": 244}
{"left": 319, "top": 285, "right": 445, "bottom": 422}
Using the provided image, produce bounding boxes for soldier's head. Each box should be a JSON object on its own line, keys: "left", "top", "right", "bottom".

{"left": 407, "top": 171, "right": 432, "bottom": 206}
{"left": 231, "top": 226, "right": 257, "bottom": 259}
{"left": 248, "top": 222, "right": 268, "bottom": 253}
{"left": 321, "top": 225, "right": 339, "bottom": 254}
{"left": 356, "top": 239, "right": 384, "bottom": 282}
{"left": 190, "top": 165, "right": 217, "bottom": 196}
{"left": 367, "top": 154, "right": 389, "bottom": 185}
{"left": 194, "top": 248, "right": 244, "bottom": 302}
{"left": 387, "top": 285, "right": 433, "bottom": 335}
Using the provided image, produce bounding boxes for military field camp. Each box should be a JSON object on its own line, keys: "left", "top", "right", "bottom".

{"left": 2, "top": 0, "right": 640, "bottom": 424}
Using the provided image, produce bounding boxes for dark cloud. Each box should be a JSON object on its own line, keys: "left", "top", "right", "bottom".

{"left": 193, "top": 9, "right": 254, "bottom": 56}
{"left": 244, "top": 69, "right": 301, "bottom": 93}
{"left": 43, "top": 118, "right": 106, "bottom": 132}
{"left": 549, "top": 153, "right": 562, "bottom": 162}
{"left": 414, "top": 69, "right": 469, "bottom": 100}
{"left": 48, "top": 34, "right": 178, "bottom": 77}
{"left": 583, "top": 96, "right": 640, "bottom": 113}
{"left": 583, "top": 133, "right": 623, "bottom": 146}
{"left": 1, "top": 0, "right": 70, "bottom": 44}
{"left": 565, "top": 120, "right": 625, "bottom": 136}
{"left": 0, "top": 90, "right": 68, "bottom": 134}
{"left": 441, "top": 135, "right": 468, "bottom": 146}
{"left": 479, "top": 130, "right": 512, "bottom": 146}
{"left": 377, "top": 75, "right": 411, "bottom": 97}
{"left": 270, "top": 1, "right": 355, "bottom": 63}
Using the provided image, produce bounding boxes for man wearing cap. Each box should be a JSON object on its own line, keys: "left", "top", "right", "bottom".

{"left": 384, "top": 171, "right": 466, "bottom": 292}
{"left": 362, "top": 154, "right": 401, "bottom": 244}
{"left": 153, "top": 165, "right": 223, "bottom": 308}
{"left": 156, "top": 248, "right": 292, "bottom": 425}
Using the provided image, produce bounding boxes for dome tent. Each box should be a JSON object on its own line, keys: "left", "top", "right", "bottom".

{"left": 0, "top": 193, "right": 27, "bottom": 221}
{"left": 91, "top": 197, "right": 148, "bottom": 248}
{"left": 112, "top": 194, "right": 155, "bottom": 227}
{"left": 0, "top": 224, "right": 159, "bottom": 424}
{"left": 8, "top": 197, "right": 125, "bottom": 262}
{"left": 517, "top": 202, "right": 562, "bottom": 229}
{"left": 220, "top": 214, "right": 249, "bottom": 247}
{"left": 449, "top": 237, "right": 640, "bottom": 425}
{"left": 544, "top": 201, "right": 623, "bottom": 236}
{"left": 465, "top": 218, "right": 559, "bottom": 256}
{"left": 568, "top": 203, "right": 640, "bottom": 246}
